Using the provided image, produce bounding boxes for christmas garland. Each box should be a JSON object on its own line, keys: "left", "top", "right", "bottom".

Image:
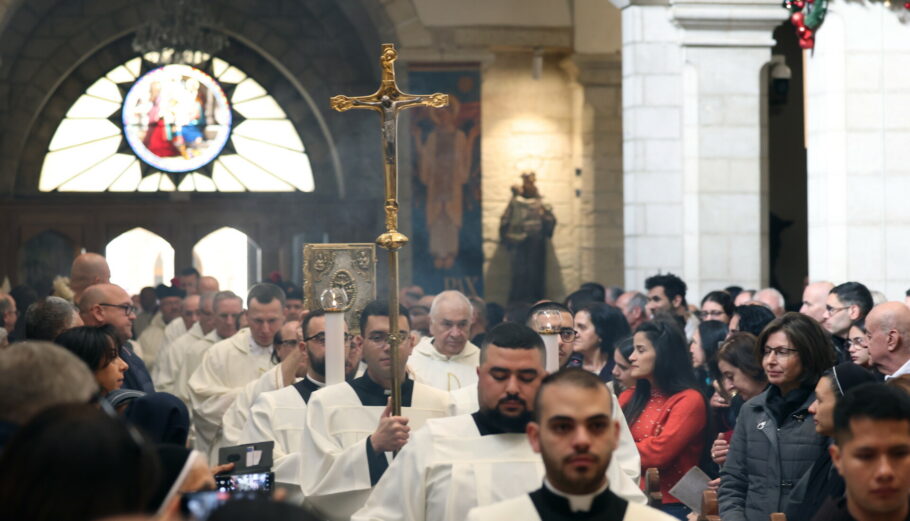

{"left": 786, "top": 0, "right": 910, "bottom": 50}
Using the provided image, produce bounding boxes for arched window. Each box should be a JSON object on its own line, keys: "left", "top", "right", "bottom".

{"left": 106, "top": 228, "right": 175, "bottom": 296}
{"left": 40, "top": 57, "right": 314, "bottom": 193}
{"left": 193, "top": 227, "right": 261, "bottom": 302}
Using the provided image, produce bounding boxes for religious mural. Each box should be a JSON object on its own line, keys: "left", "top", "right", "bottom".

{"left": 408, "top": 66, "right": 483, "bottom": 297}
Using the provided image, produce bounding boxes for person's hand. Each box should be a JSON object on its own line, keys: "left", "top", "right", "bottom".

{"left": 211, "top": 462, "right": 234, "bottom": 476}
{"left": 711, "top": 434, "right": 729, "bottom": 466}
{"left": 707, "top": 477, "right": 721, "bottom": 490}
{"left": 371, "top": 399, "right": 410, "bottom": 453}
{"left": 280, "top": 345, "right": 307, "bottom": 387}
{"left": 710, "top": 391, "right": 730, "bottom": 409}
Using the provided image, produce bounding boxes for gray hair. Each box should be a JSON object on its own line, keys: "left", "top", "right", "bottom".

{"left": 213, "top": 290, "right": 243, "bottom": 312}
{"left": 625, "top": 292, "right": 648, "bottom": 312}
{"left": 0, "top": 341, "right": 97, "bottom": 424}
{"left": 757, "top": 287, "right": 786, "bottom": 310}
{"left": 429, "top": 290, "right": 473, "bottom": 323}
{"left": 25, "top": 297, "right": 78, "bottom": 341}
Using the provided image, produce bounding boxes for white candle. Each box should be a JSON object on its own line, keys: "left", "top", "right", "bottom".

{"left": 324, "top": 311, "right": 345, "bottom": 385}
{"left": 541, "top": 333, "right": 559, "bottom": 373}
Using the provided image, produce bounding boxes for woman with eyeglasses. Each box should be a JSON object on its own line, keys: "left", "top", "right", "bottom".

{"left": 718, "top": 312, "right": 836, "bottom": 521}
{"left": 845, "top": 318, "right": 872, "bottom": 369}
{"left": 700, "top": 290, "right": 735, "bottom": 324}
{"left": 619, "top": 319, "right": 708, "bottom": 519}
{"left": 572, "top": 302, "right": 631, "bottom": 381}
{"left": 55, "top": 324, "right": 129, "bottom": 396}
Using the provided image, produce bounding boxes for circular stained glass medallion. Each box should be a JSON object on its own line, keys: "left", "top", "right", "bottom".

{"left": 122, "top": 64, "right": 231, "bottom": 173}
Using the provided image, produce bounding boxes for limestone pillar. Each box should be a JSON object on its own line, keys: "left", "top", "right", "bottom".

{"left": 613, "top": 0, "right": 784, "bottom": 298}
{"left": 805, "top": 1, "right": 910, "bottom": 299}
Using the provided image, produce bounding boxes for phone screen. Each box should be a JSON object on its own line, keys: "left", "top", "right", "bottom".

{"left": 181, "top": 490, "right": 268, "bottom": 521}
{"left": 214, "top": 471, "right": 274, "bottom": 492}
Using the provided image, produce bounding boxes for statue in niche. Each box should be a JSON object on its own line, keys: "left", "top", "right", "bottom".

{"left": 499, "top": 172, "right": 556, "bottom": 303}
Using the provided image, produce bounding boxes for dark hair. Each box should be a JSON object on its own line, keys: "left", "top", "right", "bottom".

{"left": 54, "top": 325, "right": 120, "bottom": 372}
{"left": 725, "top": 286, "right": 744, "bottom": 301}
{"left": 701, "top": 291, "right": 734, "bottom": 319}
{"left": 578, "top": 303, "right": 631, "bottom": 356}
{"left": 485, "top": 302, "right": 505, "bottom": 329}
{"left": 359, "top": 300, "right": 410, "bottom": 334}
{"left": 534, "top": 368, "right": 609, "bottom": 422}
{"left": 755, "top": 312, "right": 837, "bottom": 387}
{"left": 504, "top": 301, "right": 533, "bottom": 324}
{"left": 565, "top": 289, "right": 597, "bottom": 314}
{"left": 733, "top": 304, "right": 775, "bottom": 336}
{"left": 645, "top": 273, "right": 688, "bottom": 307}
{"left": 831, "top": 282, "right": 874, "bottom": 319}
{"left": 480, "top": 322, "right": 545, "bottom": 364}
{"left": 247, "top": 283, "right": 286, "bottom": 308}
{"left": 208, "top": 498, "right": 326, "bottom": 521}
{"left": 717, "top": 333, "right": 766, "bottom": 384}
{"left": 0, "top": 403, "right": 161, "bottom": 521}
{"left": 25, "top": 297, "right": 77, "bottom": 341}
{"left": 834, "top": 383, "right": 910, "bottom": 444}
{"left": 851, "top": 317, "right": 866, "bottom": 335}
{"left": 613, "top": 336, "right": 634, "bottom": 395}
{"left": 623, "top": 319, "right": 699, "bottom": 424}
{"left": 606, "top": 286, "right": 624, "bottom": 304}
{"left": 301, "top": 309, "right": 327, "bottom": 337}
{"left": 696, "top": 320, "right": 729, "bottom": 384}
{"left": 579, "top": 282, "right": 606, "bottom": 303}
{"left": 179, "top": 267, "right": 201, "bottom": 278}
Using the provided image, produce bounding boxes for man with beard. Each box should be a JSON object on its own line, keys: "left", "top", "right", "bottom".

{"left": 352, "top": 323, "right": 645, "bottom": 521}
{"left": 238, "top": 309, "right": 360, "bottom": 483}
{"left": 466, "top": 368, "right": 674, "bottom": 520}
{"left": 301, "top": 300, "right": 454, "bottom": 521}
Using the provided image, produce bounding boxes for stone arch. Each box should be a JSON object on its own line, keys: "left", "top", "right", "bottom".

{"left": 192, "top": 226, "right": 261, "bottom": 300}
{"left": 0, "top": 0, "right": 394, "bottom": 201}
{"left": 105, "top": 227, "right": 175, "bottom": 295}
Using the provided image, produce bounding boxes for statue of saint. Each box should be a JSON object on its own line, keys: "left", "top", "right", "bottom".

{"left": 499, "top": 172, "right": 556, "bottom": 303}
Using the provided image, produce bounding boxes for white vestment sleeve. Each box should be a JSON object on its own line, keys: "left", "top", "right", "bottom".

{"left": 188, "top": 348, "right": 241, "bottom": 455}
{"left": 610, "top": 391, "right": 645, "bottom": 504}
{"left": 221, "top": 365, "right": 282, "bottom": 447}
{"left": 239, "top": 387, "right": 305, "bottom": 484}
{"left": 351, "top": 426, "right": 431, "bottom": 521}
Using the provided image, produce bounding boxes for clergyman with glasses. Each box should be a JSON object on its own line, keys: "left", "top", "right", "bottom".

{"left": 78, "top": 283, "right": 154, "bottom": 393}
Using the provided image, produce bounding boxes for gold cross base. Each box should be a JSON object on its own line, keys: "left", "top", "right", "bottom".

{"left": 376, "top": 230, "right": 409, "bottom": 251}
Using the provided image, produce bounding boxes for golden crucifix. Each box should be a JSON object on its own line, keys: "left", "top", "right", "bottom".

{"left": 330, "top": 43, "right": 448, "bottom": 416}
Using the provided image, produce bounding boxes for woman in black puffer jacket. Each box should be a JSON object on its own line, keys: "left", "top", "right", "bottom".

{"left": 718, "top": 313, "right": 836, "bottom": 521}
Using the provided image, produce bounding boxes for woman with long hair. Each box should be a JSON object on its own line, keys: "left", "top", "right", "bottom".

{"left": 619, "top": 319, "right": 707, "bottom": 519}
{"left": 718, "top": 312, "right": 836, "bottom": 521}
{"left": 611, "top": 336, "right": 636, "bottom": 395}
{"left": 572, "top": 303, "right": 630, "bottom": 381}
{"left": 55, "top": 325, "right": 128, "bottom": 396}
{"left": 691, "top": 320, "right": 729, "bottom": 392}
{"left": 700, "top": 291, "right": 735, "bottom": 324}
{"left": 845, "top": 318, "right": 872, "bottom": 369}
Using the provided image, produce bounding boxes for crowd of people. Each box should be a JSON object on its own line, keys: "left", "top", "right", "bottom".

{"left": 2, "top": 255, "right": 910, "bottom": 521}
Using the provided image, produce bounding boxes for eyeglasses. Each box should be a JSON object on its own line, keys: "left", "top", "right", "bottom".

{"left": 845, "top": 337, "right": 867, "bottom": 349}
{"left": 762, "top": 346, "right": 799, "bottom": 358}
{"left": 276, "top": 339, "right": 299, "bottom": 348}
{"left": 365, "top": 331, "right": 410, "bottom": 345}
{"left": 304, "top": 332, "right": 353, "bottom": 345}
{"left": 99, "top": 303, "right": 137, "bottom": 316}
{"left": 698, "top": 310, "right": 727, "bottom": 320}
{"left": 558, "top": 328, "right": 578, "bottom": 342}
{"left": 825, "top": 305, "right": 850, "bottom": 315}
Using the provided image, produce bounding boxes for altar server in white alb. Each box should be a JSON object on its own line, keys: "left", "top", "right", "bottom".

{"left": 188, "top": 283, "right": 284, "bottom": 461}
{"left": 155, "top": 292, "right": 215, "bottom": 395}
{"left": 467, "top": 368, "right": 675, "bottom": 521}
{"left": 352, "top": 322, "right": 645, "bottom": 521}
{"left": 406, "top": 290, "right": 480, "bottom": 391}
{"left": 239, "top": 309, "right": 361, "bottom": 483}
{"left": 138, "top": 283, "right": 185, "bottom": 372}
{"left": 301, "top": 300, "right": 454, "bottom": 521}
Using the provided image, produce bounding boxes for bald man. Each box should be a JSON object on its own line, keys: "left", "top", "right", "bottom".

{"left": 79, "top": 283, "right": 154, "bottom": 393}
{"left": 199, "top": 276, "right": 220, "bottom": 294}
{"left": 406, "top": 290, "right": 479, "bottom": 391}
{"left": 799, "top": 281, "right": 834, "bottom": 323}
{"left": 866, "top": 302, "right": 910, "bottom": 379}
{"left": 755, "top": 287, "right": 785, "bottom": 317}
{"left": 69, "top": 253, "right": 111, "bottom": 303}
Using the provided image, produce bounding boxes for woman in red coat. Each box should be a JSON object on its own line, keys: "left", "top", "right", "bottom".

{"left": 619, "top": 319, "right": 708, "bottom": 520}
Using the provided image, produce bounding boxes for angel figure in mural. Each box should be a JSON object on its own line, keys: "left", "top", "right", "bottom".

{"left": 412, "top": 95, "right": 480, "bottom": 270}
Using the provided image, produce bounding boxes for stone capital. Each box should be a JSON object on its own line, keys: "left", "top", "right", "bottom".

{"left": 670, "top": 0, "right": 787, "bottom": 47}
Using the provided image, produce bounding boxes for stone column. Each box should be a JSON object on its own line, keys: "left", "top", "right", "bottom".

{"left": 806, "top": 1, "right": 910, "bottom": 299}
{"left": 612, "top": 0, "right": 784, "bottom": 298}
{"left": 671, "top": 0, "right": 785, "bottom": 298}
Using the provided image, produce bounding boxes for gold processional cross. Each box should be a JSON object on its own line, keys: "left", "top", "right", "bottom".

{"left": 330, "top": 44, "right": 448, "bottom": 416}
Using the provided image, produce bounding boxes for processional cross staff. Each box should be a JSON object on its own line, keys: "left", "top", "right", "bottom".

{"left": 330, "top": 43, "right": 448, "bottom": 416}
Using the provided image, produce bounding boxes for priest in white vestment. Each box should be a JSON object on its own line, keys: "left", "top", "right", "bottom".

{"left": 466, "top": 369, "right": 674, "bottom": 521}
{"left": 173, "top": 292, "right": 243, "bottom": 408}
{"left": 239, "top": 310, "right": 362, "bottom": 483}
{"left": 406, "top": 290, "right": 480, "bottom": 391}
{"left": 188, "top": 284, "right": 284, "bottom": 462}
{"left": 220, "top": 319, "right": 302, "bottom": 449}
{"left": 352, "top": 323, "right": 646, "bottom": 521}
{"left": 301, "top": 300, "right": 455, "bottom": 521}
{"left": 137, "top": 284, "right": 185, "bottom": 372}
{"left": 154, "top": 293, "right": 208, "bottom": 391}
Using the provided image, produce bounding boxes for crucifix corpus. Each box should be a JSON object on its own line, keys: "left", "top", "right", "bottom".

{"left": 330, "top": 43, "right": 448, "bottom": 416}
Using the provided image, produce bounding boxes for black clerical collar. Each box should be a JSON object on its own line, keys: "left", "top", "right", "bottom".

{"left": 529, "top": 481, "right": 627, "bottom": 520}
{"left": 471, "top": 410, "right": 530, "bottom": 436}
{"left": 292, "top": 376, "right": 324, "bottom": 404}
{"left": 348, "top": 373, "right": 414, "bottom": 407}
